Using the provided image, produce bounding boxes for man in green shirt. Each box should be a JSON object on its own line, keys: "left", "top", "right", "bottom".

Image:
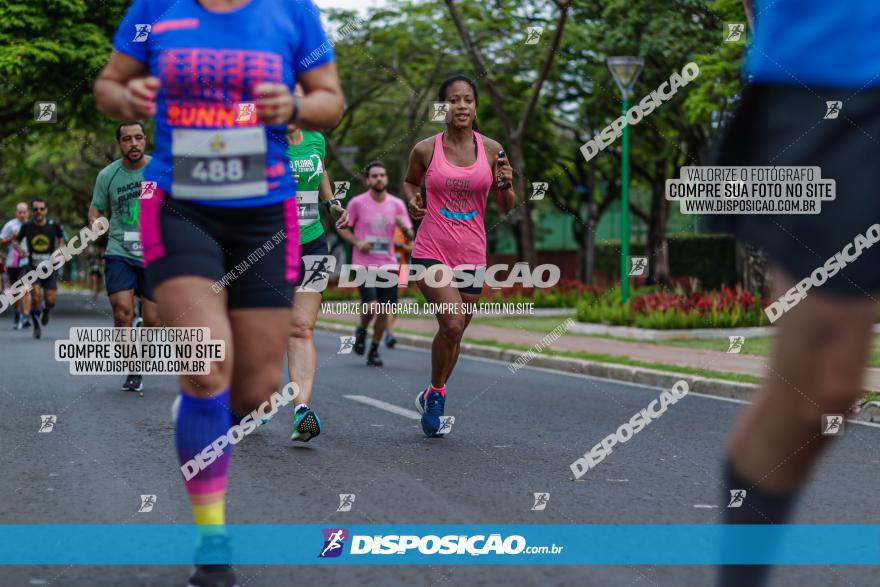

{"left": 286, "top": 111, "right": 348, "bottom": 442}
{"left": 88, "top": 121, "right": 160, "bottom": 393}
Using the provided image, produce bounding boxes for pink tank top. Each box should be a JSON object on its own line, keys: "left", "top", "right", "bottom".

{"left": 412, "top": 132, "right": 494, "bottom": 267}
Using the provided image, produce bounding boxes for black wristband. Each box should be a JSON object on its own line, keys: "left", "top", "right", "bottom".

{"left": 325, "top": 198, "right": 343, "bottom": 208}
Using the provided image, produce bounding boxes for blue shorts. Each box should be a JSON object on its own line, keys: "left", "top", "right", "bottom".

{"left": 105, "top": 256, "right": 153, "bottom": 300}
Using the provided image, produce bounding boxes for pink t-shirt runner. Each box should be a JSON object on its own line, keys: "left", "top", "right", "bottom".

{"left": 347, "top": 191, "right": 412, "bottom": 267}
{"left": 412, "top": 132, "right": 494, "bottom": 267}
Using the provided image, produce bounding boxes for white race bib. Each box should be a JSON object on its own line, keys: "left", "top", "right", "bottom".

{"left": 171, "top": 127, "right": 267, "bottom": 200}
{"left": 296, "top": 190, "right": 319, "bottom": 225}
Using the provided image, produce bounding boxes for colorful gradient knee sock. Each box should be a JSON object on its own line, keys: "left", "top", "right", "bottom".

{"left": 176, "top": 389, "right": 232, "bottom": 544}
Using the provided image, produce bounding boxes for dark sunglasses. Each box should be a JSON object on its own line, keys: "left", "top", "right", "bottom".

{"left": 33, "top": 206, "right": 46, "bottom": 211}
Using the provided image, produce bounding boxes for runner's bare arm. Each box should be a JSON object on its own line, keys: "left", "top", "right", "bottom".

{"left": 94, "top": 52, "right": 157, "bottom": 120}
{"left": 88, "top": 207, "right": 107, "bottom": 232}
{"left": 291, "top": 62, "right": 345, "bottom": 130}
{"left": 403, "top": 139, "right": 431, "bottom": 220}
{"left": 484, "top": 138, "right": 516, "bottom": 212}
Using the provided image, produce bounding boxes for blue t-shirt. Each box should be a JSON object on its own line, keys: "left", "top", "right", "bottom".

{"left": 746, "top": 0, "right": 880, "bottom": 88}
{"left": 112, "top": 0, "right": 334, "bottom": 207}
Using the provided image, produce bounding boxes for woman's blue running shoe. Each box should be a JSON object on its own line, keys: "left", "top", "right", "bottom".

{"left": 414, "top": 388, "right": 446, "bottom": 437}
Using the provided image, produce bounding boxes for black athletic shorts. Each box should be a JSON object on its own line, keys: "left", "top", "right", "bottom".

{"left": 294, "top": 234, "right": 330, "bottom": 288}
{"left": 706, "top": 83, "right": 880, "bottom": 296}
{"left": 141, "top": 192, "right": 299, "bottom": 309}
{"left": 410, "top": 257, "right": 483, "bottom": 296}
{"left": 17, "top": 264, "right": 57, "bottom": 290}
{"left": 7, "top": 266, "right": 24, "bottom": 284}
{"left": 358, "top": 281, "right": 398, "bottom": 305}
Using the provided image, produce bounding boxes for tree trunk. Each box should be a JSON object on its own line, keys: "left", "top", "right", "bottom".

{"left": 736, "top": 242, "right": 770, "bottom": 298}
{"left": 509, "top": 142, "right": 536, "bottom": 265}
{"left": 647, "top": 185, "right": 670, "bottom": 285}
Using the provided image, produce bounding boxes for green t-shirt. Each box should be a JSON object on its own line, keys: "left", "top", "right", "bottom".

{"left": 90, "top": 158, "right": 150, "bottom": 262}
{"left": 287, "top": 131, "right": 326, "bottom": 245}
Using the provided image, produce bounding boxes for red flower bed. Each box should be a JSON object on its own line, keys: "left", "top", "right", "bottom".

{"left": 629, "top": 288, "right": 760, "bottom": 316}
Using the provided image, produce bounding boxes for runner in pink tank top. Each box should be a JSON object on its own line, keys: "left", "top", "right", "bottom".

{"left": 410, "top": 131, "right": 493, "bottom": 267}
{"left": 403, "top": 74, "right": 517, "bottom": 438}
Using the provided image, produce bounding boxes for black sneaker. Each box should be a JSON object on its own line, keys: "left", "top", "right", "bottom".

{"left": 41, "top": 307, "right": 49, "bottom": 326}
{"left": 291, "top": 405, "right": 322, "bottom": 442}
{"left": 32, "top": 317, "right": 41, "bottom": 339}
{"left": 384, "top": 332, "right": 397, "bottom": 348}
{"left": 122, "top": 374, "right": 143, "bottom": 392}
{"left": 353, "top": 327, "right": 367, "bottom": 355}
{"left": 188, "top": 564, "right": 238, "bottom": 587}
{"left": 189, "top": 535, "right": 237, "bottom": 587}
{"left": 367, "top": 345, "right": 383, "bottom": 367}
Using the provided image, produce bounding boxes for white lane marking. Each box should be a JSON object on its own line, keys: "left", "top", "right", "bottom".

{"left": 693, "top": 504, "right": 719, "bottom": 509}
{"left": 344, "top": 395, "right": 420, "bottom": 420}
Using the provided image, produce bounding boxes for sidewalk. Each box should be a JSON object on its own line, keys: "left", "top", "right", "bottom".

{"left": 321, "top": 313, "right": 880, "bottom": 392}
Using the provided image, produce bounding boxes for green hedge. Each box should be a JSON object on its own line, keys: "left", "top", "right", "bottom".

{"left": 595, "top": 233, "right": 738, "bottom": 289}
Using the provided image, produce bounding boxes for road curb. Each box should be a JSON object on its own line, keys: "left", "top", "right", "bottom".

{"left": 317, "top": 322, "right": 880, "bottom": 424}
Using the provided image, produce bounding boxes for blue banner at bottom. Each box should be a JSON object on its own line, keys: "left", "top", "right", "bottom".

{"left": 1, "top": 525, "right": 878, "bottom": 565}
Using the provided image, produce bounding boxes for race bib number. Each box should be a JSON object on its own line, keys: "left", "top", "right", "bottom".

{"left": 123, "top": 231, "right": 143, "bottom": 255}
{"left": 171, "top": 127, "right": 267, "bottom": 199}
{"left": 297, "top": 190, "right": 319, "bottom": 224}
{"left": 30, "top": 252, "right": 50, "bottom": 265}
{"left": 365, "top": 235, "right": 390, "bottom": 250}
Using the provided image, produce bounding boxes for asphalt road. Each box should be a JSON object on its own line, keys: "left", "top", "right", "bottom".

{"left": 1, "top": 293, "right": 878, "bottom": 586}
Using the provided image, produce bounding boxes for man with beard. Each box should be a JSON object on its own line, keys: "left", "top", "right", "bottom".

{"left": 14, "top": 199, "right": 65, "bottom": 339}
{"left": 337, "top": 161, "right": 413, "bottom": 366}
{"left": 88, "top": 121, "right": 160, "bottom": 392}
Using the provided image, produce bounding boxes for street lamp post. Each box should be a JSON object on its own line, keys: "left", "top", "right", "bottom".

{"left": 607, "top": 56, "right": 644, "bottom": 304}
